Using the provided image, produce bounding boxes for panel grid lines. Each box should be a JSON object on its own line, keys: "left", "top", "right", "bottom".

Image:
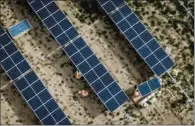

{"left": 27, "top": 0, "right": 129, "bottom": 112}
{"left": 98, "top": 0, "right": 175, "bottom": 76}
{"left": 0, "top": 27, "right": 70, "bottom": 125}
{"left": 70, "top": 36, "right": 123, "bottom": 110}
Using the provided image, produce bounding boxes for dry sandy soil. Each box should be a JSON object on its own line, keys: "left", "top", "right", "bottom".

{"left": 0, "top": 0, "right": 194, "bottom": 125}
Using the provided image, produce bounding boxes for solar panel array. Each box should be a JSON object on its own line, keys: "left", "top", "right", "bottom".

{"left": 97, "top": 0, "right": 175, "bottom": 77}
{"left": 0, "top": 26, "right": 71, "bottom": 125}
{"left": 137, "top": 77, "right": 161, "bottom": 96}
{"left": 26, "top": 0, "right": 129, "bottom": 112}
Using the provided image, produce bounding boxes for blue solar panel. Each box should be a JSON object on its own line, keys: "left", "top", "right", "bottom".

{"left": 77, "top": 61, "right": 91, "bottom": 74}
{"left": 98, "top": 0, "right": 175, "bottom": 76}
{"left": 117, "top": 20, "right": 130, "bottom": 32}
{"left": 102, "top": 1, "right": 115, "bottom": 14}
{"left": 56, "top": 33, "right": 70, "bottom": 46}
{"left": 27, "top": 0, "right": 129, "bottom": 112}
{"left": 0, "top": 26, "right": 71, "bottom": 125}
{"left": 53, "top": 10, "right": 66, "bottom": 22}
{"left": 110, "top": 11, "right": 123, "bottom": 23}
{"left": 8, "top": 19, "right": 32, "bottom": 38}
{"left": 119, "top": 5, "right": 132, "bottom": 17}
{"left": 137, "top": 77, "right": 161, "bottom": 96}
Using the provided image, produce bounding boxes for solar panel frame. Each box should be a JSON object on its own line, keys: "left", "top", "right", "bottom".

{"left": 137, "top": 77, "right": 161, "bottom": 97}
{"left": 27, "top": 0, "right": 129, "bottom": 112}
{"left": 0, "top": 28, "right": 71, "bottom": 125}
{"left": 97, "top": 0, "right": 175, "bottom": 77}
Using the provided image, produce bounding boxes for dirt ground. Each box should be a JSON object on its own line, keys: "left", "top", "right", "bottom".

{"left": 0, "top": 0, "right": 194, "bottom": 125}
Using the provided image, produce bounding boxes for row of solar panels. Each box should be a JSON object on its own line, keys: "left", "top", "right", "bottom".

{"left": 97, "top": 0, "right": 175, "bottom": 77}
{"left": 26, "top": 0, "right": 129, "bottom": 112}
{"left": 0, "top": 26, "right": 71, "bottom": 125}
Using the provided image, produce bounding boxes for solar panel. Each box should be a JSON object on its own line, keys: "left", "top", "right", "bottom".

{"left": 27, "top": 0, "right": 129, "bottom": 112}
{"left": 0, "top": 27, "right": 71, "bottom": 125}
{"left": 137, "top": 77, "right": 161, "bottom": 96}
{"left": 8, "top": 19, "right": 32, "bottom": 38}
{"left": 98, "top": 0, "right": 175, "bottom": 76}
